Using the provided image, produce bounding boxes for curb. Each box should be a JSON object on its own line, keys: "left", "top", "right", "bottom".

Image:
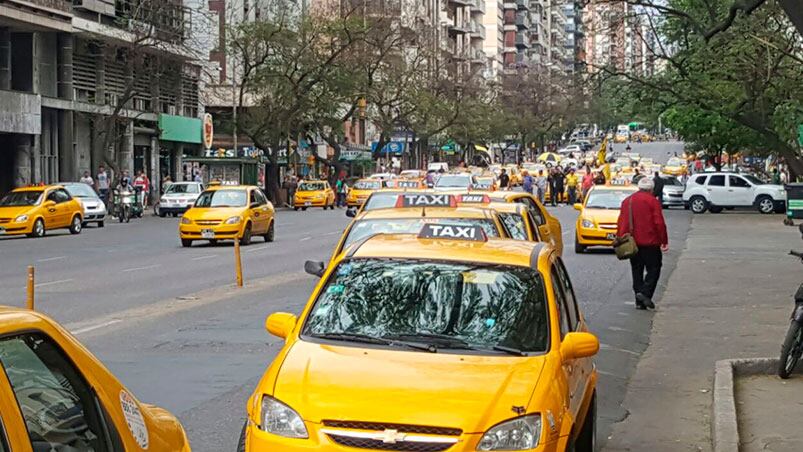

{"left": 712, "top": 357, "right": 791, "bottom": 452}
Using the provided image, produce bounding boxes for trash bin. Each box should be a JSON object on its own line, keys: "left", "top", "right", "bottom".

{"left": 785, "top": 183, "right": 803, "bottom": 221}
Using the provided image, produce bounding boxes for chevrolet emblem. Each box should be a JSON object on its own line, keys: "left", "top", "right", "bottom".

{"left": 381, "top": 429, "right": 407, "bottom": 444}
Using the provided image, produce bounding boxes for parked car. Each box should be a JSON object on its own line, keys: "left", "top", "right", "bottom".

{"left": 660, "top": 175, "right": 685, "bottom": 209}
{"left": 60, "top": 182, "right": 107, "bottom": 227}
{"left": 683, "top": 172, "right": 786, "bottom": 214}
{"left": 157, "top": 181, "right": 205, "bottom": 217}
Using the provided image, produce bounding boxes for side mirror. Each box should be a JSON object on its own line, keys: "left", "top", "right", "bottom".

{"left": 304, "top": 260, "right": 325, "bottom": 277}
{"left": 265, "top": 312, "right": 297, "bottom": 339}
{"left": 345, "top": 207, "right": 357, "bottom": 218}
{"left": 560, "top": 332, "right": 599, "bottom": 361}
{"left": 573, "top": 203, "right": 582, "bottom": 211}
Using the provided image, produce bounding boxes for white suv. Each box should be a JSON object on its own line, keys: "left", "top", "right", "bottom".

{"left": 683, "top": 172, "right": 786, "bottom": 214}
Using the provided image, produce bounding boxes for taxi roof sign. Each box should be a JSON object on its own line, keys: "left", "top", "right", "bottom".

{"left": 458, "top": 194, "right": 491, "bottom": 204}
{"left": 417, "top": 223, "right": 487, "bottom": 241}
{"left": 396, "top": 194, "right": 457, "bottom": 208}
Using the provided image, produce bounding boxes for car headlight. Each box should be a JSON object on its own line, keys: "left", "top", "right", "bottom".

{"left": 14, "top": 214, "right": 28, "bottom": 223}
{"left": 477, "top": 414, "right": 541, "bottom": 451}
{"left": 160, "top": 197, "right": 167, "bottom": 203}
{"left": 260, "top": 396, "right": 308, "bottom": 438}
{"left": 180, "top": 217, "right": 192, "bottom": 224}
{"left": 581, "top": 219, "right": 594, "bottom": 228}
{"left": 225, "top": 216, "right": 242, "bottom": 224}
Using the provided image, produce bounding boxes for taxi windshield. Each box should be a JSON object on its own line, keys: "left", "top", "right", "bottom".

{"left": 435, "top": 174, "right": 471, "bottom": 188}
{"left": 343, "top": 218, "right": 500, "bottom": 250}
{"left": 303, "top": 259, "right": 549, "bottom": 353}
{"left": 0, "top": 191, "right": 43, "bottom": 206}
{"left": 354, "top": 180, "right": 382, "bottom": 190}
{"left": 475, "top": 178, "right": 495, "bottom": 188}
{"left": 194, "top": 189, "right": 247, "bottom": 208}
{"left": 362, "top": 193, "right": 401, "bottom": 211}
{"left": 666, "top": 158, "right": 684, "bottom": 167}
{"left": 165, "top": 183, "right": 200, "bottom": 194}
{"left": 584, "top": 190, "right": 632, "bottom": 209}
{"left": 299, "top": 182, "right": 326, "bottom": 191}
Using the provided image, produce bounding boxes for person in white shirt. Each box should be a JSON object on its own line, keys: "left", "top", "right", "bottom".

{"left": 79, "top": 171, "right": 94, "bottom": 189}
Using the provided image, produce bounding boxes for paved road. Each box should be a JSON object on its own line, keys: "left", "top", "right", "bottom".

{"left": 0, "top": 141, "right": 688, "bottom": 451}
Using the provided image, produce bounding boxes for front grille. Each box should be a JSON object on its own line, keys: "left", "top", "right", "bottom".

{"left": 0, "top": 218, "right": 10, "bottom": 224}
{"left": 195, "top": 220, "right": 221, "bottom": 226}
{"left": 86, "top": 205, "right": 97, "bottom": 210}
{"left": 599, "top": 223, "right": 617, "bottom": 229}
{"left": 322, "top": 421, "right": 461, "bottom": 436}
{"left": 328, "top": 435, "right": 452, "bottom": 451}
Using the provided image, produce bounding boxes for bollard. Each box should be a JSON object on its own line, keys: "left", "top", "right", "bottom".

{"left": 26, "top": 266, "right": 35, "bottom": 310}
{"left": 234, "top": 237, "right": 243, "bottom": 287}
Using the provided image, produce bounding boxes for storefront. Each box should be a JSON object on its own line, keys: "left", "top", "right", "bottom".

{"left": 183, "top": 148, "right": 266, "bottom": 186}
{"left": 158, "top": 114, "right": 203, "bottom": 186}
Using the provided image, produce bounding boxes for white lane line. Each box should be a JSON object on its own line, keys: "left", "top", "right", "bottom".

{"left": 323, "top": 231, "right": 340, "bottom": 236}
{"left": 244, "top": 245, "right": 270, "bottom": 253}
{"left": 599, "top": 343, "right": 640, "bottom": 357}
{"left": 191, "top": 255, "right": 217, "bottom": 261}
{"left": 73, "top": 319, "right": 122, "bottom": 335}
{"left": 563, "top": 231, "right": 573, "bottom": 236}
{"left": 34, "top": 278, "right": 73, "bottom": 288}
{"left": 37, "top": 256, "right": 66, "bottom": 263}
{"left": 121, "top": 264, "right": 161, "bottom": 273}
{"left": 299, "top": 236, "right": 313, "bottom": 242}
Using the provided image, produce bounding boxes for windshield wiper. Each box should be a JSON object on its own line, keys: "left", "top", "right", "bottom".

{"left": 385, "top": 333, "right": 472, "bottom": 350}
{"left": 490, "top": 345, "right": 527, "bottom": 356}
{"left": 311, "top": 333, "right": 437, "bottom": 353}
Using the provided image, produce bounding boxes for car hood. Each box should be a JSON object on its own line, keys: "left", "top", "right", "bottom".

{"left": 582, "top": 207, "right": 621, "bottom": 224}
{"left": 76, "top": 197, "right": 104, "bottom": 207}
{"left": 272, "top": 340, "right": 545, "bottom": 433}
{"left": 163, "top": 193, "right": 198, "bottom": 199}
{"left": 0, "top": 205, "right": 36, "bottom": 218}
{"left": 185, "top": 207, "right": 246, "bottom": 220}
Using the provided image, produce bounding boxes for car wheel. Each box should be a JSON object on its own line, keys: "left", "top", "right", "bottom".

{"left": 236, "top": 421, "right": 247, "bottom": 452}
{"left": 756, "top": 195, "right": 774, "bottom": 214}
{"left": 294, "top": 207, "right": 299, "bottom": 211}
{"left": 69, "top": 215, "right": 82, "bottom": 234}
{"left": 240, "top": 224, "right": 252, "bottom": 246}
{"left": 210, "top": 239, "right": 218, "bottom": 245}
{"left": 302, "top": 207, "right": 307, "bottom": 211}
{"left": 159, "top": 211, "right": 166, "bottom": 218}
{"left": 575, "top": 392, "right": 597, "bottom": 452}
{"left": 575, "top": 235, "right": 586, "bottom": 254}
{"left": 709, "top": 206, "right": 723, "bottom": 214}
{"left": 181, "top": 239, "right": 193, "bottom": 248}
{"left": 264, "top": 221, "right": 275, "bottom": 242}
{"left": 98, "top": 221, "right": 104, "bottom": 228}
{"left": 28, "top": 218, "right": 45, "bottom": 238}
{"left": 82, "top": 221, "right": 88, "bottom": 228}
{"left": 689, "top": 196, "right": 708, "bottom": 214}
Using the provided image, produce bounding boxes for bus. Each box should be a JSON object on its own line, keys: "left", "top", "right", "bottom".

{"left": 614, "top": 124, "right": 630, "bottom": 143}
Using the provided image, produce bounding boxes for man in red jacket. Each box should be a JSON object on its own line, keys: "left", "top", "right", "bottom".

{"left": 617, "top": 177, "right": 669, "bottom": 310}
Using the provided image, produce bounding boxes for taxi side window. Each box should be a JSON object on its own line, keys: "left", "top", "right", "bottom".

{"left": 554, "top": 259, "right": 580, "bottom": 329}
{"left": 515, "top": 197, "right": 546, "bottom": 225}
{"left": 249, "top": 190, "right": 259, "bottom": 206}
{"left": 0, "top": 333, "right": 111, "bottom": 452}
{"left": 525, "top": 211, "right": 542, "bottom": 241}
{"left": 550, "top": 269, "right": 570, "bottom": 337}
{"left": 499, "top": 213, "right": 527, "bottom": 240}
{"left": 255, "top": 189, "right": 268, "bottom": 205}
{"left": 0, "top": 417, "right": 8, "bottom": 452}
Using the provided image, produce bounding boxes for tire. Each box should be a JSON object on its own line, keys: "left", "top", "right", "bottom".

{"left": 240, "top": 223, "right": 252, "bottom": 246}
{"left": 69, "top": 215, "right": 82, "bottom": 234}
{"left": 264, "top": 221, "right": 275, "bottom": 242}
{"left": 756, "top": 195, "right": 774, "bottom": 214}
{"left": 82, "top": 221, "right": 88, "bottom": 228}
{"left": 294, "top": 207, "right": 299, "bottom": 211}
{"left": 689, "top": 196, "right": 708, "bottom": 214}
{"left": 181, "top": 239, "right": 193, "bottom": 248}
{"left": 575, "top": 236, "right": 586, "bottom": 254}
{"left": 28, "top": 218, "right": 45, "bottom": 238}
{"left": 302, "top": 207, "right": 307, "bottom": 211}
{"left": 159, "top": 211, "right": 166, "bottom": 218}
{"left": 209, "top": 239, "right": 218, "bottom": 245}
{"left": 98, "top": 221, "right": 104, "bottom": 228}
{"left": 779, "top": 321, "right": 803, "bottom": 379}
{"left": 709, "top": 206, "right": 723, "bottom": 214}
{"left": 575, "top": 392, "right": 597, "bottom": 452}
{"left": 236, "top": 421, "right": 247, "bottom": 452}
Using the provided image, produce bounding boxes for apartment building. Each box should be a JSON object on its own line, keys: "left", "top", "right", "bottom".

{"left": 0, "top": 0, "right": 203, "bottom": 195}
{"left": 581, "top": 0, "right": 654, "bottom": 76}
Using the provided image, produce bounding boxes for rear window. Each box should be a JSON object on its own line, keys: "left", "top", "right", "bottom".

{"left": 708, "top": 175, "right": 726, "bottom": 187}
{"left": 343, "top": 218, "right": 500, "bottom": 250}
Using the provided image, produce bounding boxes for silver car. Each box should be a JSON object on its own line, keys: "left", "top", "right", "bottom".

{"left": 60, "top": 182, "right": 107, "bottom": 227}
{"left": 661, "top": 175, "right": 685, "bottom": 208}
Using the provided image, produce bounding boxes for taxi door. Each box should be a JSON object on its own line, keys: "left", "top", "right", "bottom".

{"left": 248, "top": 189, "right": 268, "bottom": 234}
{"left": 42, "top": 189, "right": 63, "bottom": 229}
{"left": 0, "top": 360, "right": 33, "bottom": 451}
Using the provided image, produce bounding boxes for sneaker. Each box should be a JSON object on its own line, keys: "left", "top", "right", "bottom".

{"left": 636, "top": 293, "right": 655, "bottom": 310}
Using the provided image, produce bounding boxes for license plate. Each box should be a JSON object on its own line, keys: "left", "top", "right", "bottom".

{"left": 606, "top": 233, "right": 617, "bottom": 240}
{"left": 304, "top": 201, "right": 312, "bottom": 206}
{"left": 201, "top": 229, "right": 215, "bottom": 239}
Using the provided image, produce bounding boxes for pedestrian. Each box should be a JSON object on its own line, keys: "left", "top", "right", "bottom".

{"left": 565, "top": 169, "right": 578, "bottom": 205}
{"left": 97, "top": 165, "right": 110, "bottom": 206}
{"left": 133, "top": 170, "right": 149, "bottom": 207}
{"left": 79, "top": 170, "right": 94, "bottom": 189}
{"left": 771, "top": 168, "right": 781, "bottom": 185}
{"left": 617, "top": 177, "right": 668, "bottom": 310}
{"left": 499, "top": 169, "right": 510, "bottom": 190}
{"left": 581, "top": 170, "right": 594, "bottom": 198}
{"left": 631, "top": 168, "right": 643, "bottom": 184}
{"left": 287, "top": 175, "right": 298, "bottom": 207}
{"left": 593, "top": 171, "right": 606, "bottom": 185}
{"left": 522, "top": 170, "right": 533, "bottom": 195}
{"left": 336, "top": 178, "right": 348, "bottom": 207}
{"left": 535, "top": 170, "right": 547, "bottom": 203}
{"left": 652, "top": 171, "right": 664, "bottom": 204}
{"left": 552, "top": 168, "right": 565, "bottom": 206}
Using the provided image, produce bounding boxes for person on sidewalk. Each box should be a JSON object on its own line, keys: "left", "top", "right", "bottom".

{"left": 80, "top": 171, "right": 94, "bottom": 189}
{"left": 565, "top": 169, "right": 578, "bottom": 205}
{"left": 617, "top": 177, "right": 669, "bottom": 310}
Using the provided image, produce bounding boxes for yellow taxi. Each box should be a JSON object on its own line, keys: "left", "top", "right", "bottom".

{"left": 573, "top": 184, "right": 637, "bottom": 253}
{"left": 294, "top": 180, "right": 336, "bottom": 210}
{"left": 332, "top": 193, "right": 509, "bottom": 265}
{"left": 180, "top": 185, "right": 274, "bottom": 247}
{"left": 346, "top": 179, "right": 383, "bottom": 207}
{"left": 385, "top": 178, "right": 427, "bottom": 189}
{"left": 662, "top": 157, "right": 688, "bottom": 177}
{"left": 0, "top": 185, "right": 84, "bottom": 238}
{"left": 240, "top": 225, "right": 599, "bottom": 452}
{"left": 0, "top": 307, "right": 191, "bottom": 451}
{"left": 504, "top": 164, "right": 522, "bottom": 187}
{"left": 483, "top": 191, "right": 564, "bottom": 254}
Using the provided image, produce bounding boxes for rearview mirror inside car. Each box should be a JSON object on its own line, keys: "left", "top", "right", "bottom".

{"left": 304, "top": 260, "right": 325, "bottom": 277}
{"left": 265, "top": 312, "right": 297, "bottom": 339}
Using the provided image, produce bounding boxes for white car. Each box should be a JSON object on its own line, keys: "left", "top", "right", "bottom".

{"left": 660, "top": 176, "right": 685, "bottom": 208}
{"left": 158, "top": 182, "right": 204, "bottom": 217}
{"left": 60, "top": 182, "right": 107, "bottom": 227}
{"left": 560, "top": 158, "right": 579, "bottom": 169}
{"left": 433, "top": 173, "right": 478, "bottom": 191}
{"left": 683, "top": 172, "right": 786, "bottom": 214}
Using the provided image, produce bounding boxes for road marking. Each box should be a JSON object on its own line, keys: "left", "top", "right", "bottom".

{"left": 121, "top": 264, "right": 161, "bottom": 273}
{"left": 35, "top": 278, "right": 73, "bottom": 288}
{"left": 607, "top": 326, "right": 629, "bottom": 332}
{"left": 72, "top": 319, "right": 122, "bottom": 335}
{"left": 599, "top": 343, "right": 640, "bottom": 357}
{"left": 597, "top": 370, "right": 626, "bottom": 379}
{"left": 299, "top": 236, "right": 313, "bottom": 242}
{"left": 323, "top": 231, "right": 340, "bottom": 236}
{"left": 191, "top": 255, "right": 217, "bottom": 261}
{"left": 37, "top": 256, "right": 66, "bottom": 263}
{"left": 244, "top": 245, "right": 270, "bottom": 253}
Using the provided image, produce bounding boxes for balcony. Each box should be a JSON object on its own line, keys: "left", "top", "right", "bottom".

{"left": 449, "top": 22, "right": 471, "bottom": 35}
{"left": 516, "top": 0, "right": 529, "bottom": 10}
{"left": 469, "top": 21, "right": 486, "bottom": 40}
{"left": 471, "top": 49, "right": 487, "bottom": 64}
{"left": 449, "top": 0, "right": 472, "bottom": 6}
{"left": 470, "top": 0, "right": 485, "bottom": 14}
{"left": 516, "top": 12, "right": 531, "bottom": 29}
{"left": 515, "top": 32, "right": 531, "bottom": 48}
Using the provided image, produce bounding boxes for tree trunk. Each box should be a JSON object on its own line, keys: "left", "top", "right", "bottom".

{"left": 265, "top": 161, "right": 281, "bottom": 204}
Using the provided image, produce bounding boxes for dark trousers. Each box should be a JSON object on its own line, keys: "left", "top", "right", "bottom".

{"left": 630, "top": 246, "right": 663, "bottom": 300}
{"left": 549, "top": 183, "right": 558, "bottom": 206}
{"left": 567, "top": 187, "right": 577, "bottom": 205}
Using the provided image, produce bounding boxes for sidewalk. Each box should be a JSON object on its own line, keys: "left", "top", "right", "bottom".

{"left": 603, "top": 213, "right": 801, "bottom": 451}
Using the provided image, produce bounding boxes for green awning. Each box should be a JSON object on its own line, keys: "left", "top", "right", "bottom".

{"left": 159, "top": 114, "right": 202, "bottom": 144}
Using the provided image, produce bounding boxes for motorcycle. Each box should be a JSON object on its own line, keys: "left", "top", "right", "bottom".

{"left": 113, "top": 189, "right": 135, "bottom": 223}
{"left": 779, "top": 224, "right": 803, "bottom": 378}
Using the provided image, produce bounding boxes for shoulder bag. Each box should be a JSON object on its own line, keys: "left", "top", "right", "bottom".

{"left": 613, "top": 198, "right": 639, "bottom": 260}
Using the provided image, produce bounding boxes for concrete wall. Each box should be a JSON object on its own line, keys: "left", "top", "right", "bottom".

{"left": 0, "top": 91, "right": 41, "bottom": 134}
{"left": 37, "top": 32, "right": 58, "bottom": 98}
{"left": 74, "top": 113, "right": 93, "bottom": 174}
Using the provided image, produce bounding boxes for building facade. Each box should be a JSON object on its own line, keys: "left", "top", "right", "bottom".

{"left": 581, "top": 0, "right": 654, "bottom": 76}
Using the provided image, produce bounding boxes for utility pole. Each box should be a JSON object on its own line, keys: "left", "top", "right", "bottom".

{"left": 232, "top": 63, "right": 238, "bottom": 153}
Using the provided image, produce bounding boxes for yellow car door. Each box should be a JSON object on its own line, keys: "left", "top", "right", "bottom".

{"left": 248, "top": 189, "right": 267, "bottom": 234}
{"left": 42, "top": 189, "right": 63, "bottom": 229}
{"left": 0, "top": 361, "right": 33, "bottom": 451}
